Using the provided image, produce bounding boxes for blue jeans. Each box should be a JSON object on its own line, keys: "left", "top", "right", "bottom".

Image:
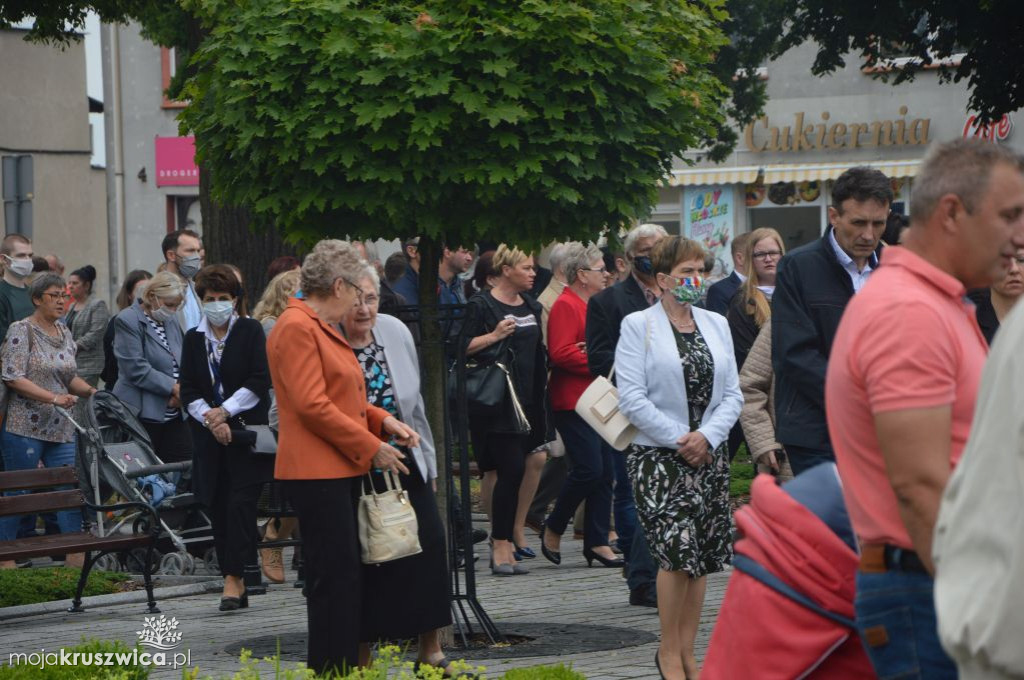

{"left": 785, "top": 444, "right": 834, "bottom": 477}
{"left": 0, "top": 430, "right": 80, "bottom": 542}
{"left": 626, "top": 524, "right": 659, "bottom": 591}
{"left": 610, "top": 444, "right": 637, "bottom": 558}
{"left": 546, "top": 411, "right": 613, "bottom": 548}
{"left": 854, "top": 570, "right": 957, "bottom": 680}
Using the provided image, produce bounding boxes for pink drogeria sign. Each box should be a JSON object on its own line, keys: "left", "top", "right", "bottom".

{"left": 154, "top": 136, "right": 199, "bottom": 187}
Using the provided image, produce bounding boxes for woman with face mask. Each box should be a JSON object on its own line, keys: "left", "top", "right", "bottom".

{"left": 112, "top": 271, "right": 194, "bottom": 467}
{"left": 178, "top": 264, "right": 273, "bottom": 611}
{"left": 101, "top": 270, "right": 152, "bottom": 388}
{"left": 615, "top": 236, "right": 742, "bottom": 680}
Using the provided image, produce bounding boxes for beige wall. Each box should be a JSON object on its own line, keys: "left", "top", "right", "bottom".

{"left": 0, "top": 29, "right": 110, "bottom": 303}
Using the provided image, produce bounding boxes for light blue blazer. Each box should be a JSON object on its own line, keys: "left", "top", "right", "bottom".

{"left": 615, "top": 304, "right": 742, "bottom": 450}
{"left": 371, "top": 314, "right": 437, "bottom": 482}
{"left": 112, "top": 302, "right": 185, "bottom": 422}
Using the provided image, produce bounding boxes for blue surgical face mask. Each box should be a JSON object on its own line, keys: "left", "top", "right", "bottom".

{"left": 150, "top": 305, "right": 176, "bottom": 324}
{"left": 633, "top": 255, "right": 654, "bottom": 275}
{"left": 666, "top": 275, "right": 706, "bottom": 305}
{"left": 203, "top": 300, "right": 234, "bottom": 327}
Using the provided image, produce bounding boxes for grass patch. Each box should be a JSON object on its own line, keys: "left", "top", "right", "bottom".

{"left": 729, "top": 460, "right": 756, "bottom": 498}
{"left": 0, "top": 638, "right": 149, "bottom": 679}
{"left": 0, "top": 567, "right": 134, "bottom": 608}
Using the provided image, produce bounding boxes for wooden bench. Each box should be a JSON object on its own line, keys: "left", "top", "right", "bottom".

{"left": 0, "top": 466, "right": 162, "bottom": 613}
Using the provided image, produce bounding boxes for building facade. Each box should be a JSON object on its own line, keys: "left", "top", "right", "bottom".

{"left": 0, "top": 27, "right": 110, "bottom": 296}
{"left": 654, "top": 42, "right": 1015, "bottom": 277}
{"left": 102, "top": 21, "right": 201, "bottom": 283}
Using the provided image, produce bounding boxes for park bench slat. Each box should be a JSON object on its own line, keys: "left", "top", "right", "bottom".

{"left": 0, "top": 467, "right": 79, "bottom": 492}
{"left": 0, "top": 532, "right": 152, "bottom": 562}
{"left": 0, "top": 489, "right": 86, "bottom": 516}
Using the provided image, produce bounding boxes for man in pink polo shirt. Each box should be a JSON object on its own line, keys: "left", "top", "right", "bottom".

{"left": 826, "top": 138, "right": 1024, "bottom": 680}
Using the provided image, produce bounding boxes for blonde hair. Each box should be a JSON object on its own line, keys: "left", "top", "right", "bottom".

{"left": 141, "top": 271, "right": 185, "bottom": 306}
{"left": 492, "top": 244, "right": 530, "bottom": 276}
{"left": 740, "top": 227, "right": 785, "bottom": 327}
{"left": 253, "top": 269, "right": 301, "bottom": 321}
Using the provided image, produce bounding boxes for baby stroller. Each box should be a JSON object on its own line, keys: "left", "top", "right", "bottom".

{"left": 703, "top": 463, "right": 874, "bottom": 679}
{"left": 67, "top": 391, "right": 214, "bottom": 575}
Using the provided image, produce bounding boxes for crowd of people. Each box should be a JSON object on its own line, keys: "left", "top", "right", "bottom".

{"left": 1, "top": 136, "right": 1023, "bottom": 679}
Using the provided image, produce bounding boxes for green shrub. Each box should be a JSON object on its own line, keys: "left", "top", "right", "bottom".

{"left": 729, "top": 459, "right": 756, "bottom": 498}
{"left": 0, "top": 638, "right": 150, "bottom": 680}
{"left": 0, "top": 568, "right": 134, "bottom": 608}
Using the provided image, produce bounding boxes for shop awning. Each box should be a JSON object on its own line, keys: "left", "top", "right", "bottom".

{"left": 763, "top": 160, "right": 920, "bottom": 184}
{"left": 670, "top": 159, "right": 921, "bottom": 186}
{"left": 668, "top": 166, "right": 761, "bottom": 186}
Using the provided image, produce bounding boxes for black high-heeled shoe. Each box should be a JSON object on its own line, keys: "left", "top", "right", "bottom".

{"left": 655, "top": 649, "right": 666, "bottom": 680}
{"left": 218, "top": 593, "right": 249, "bottom": 611}
{"left": 539, "top": 522, "right": 561, "bottom": 565}
{"left": 584, "top": 546, "right": 625, "bottom": 568}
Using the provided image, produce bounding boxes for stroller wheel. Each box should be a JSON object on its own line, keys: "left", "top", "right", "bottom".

{"left": 181, "top": 552, "right": 196, "bottom": 575}
{"left": 202, "top": 547, "right": 219, "bottom": 575}
{"left": 93, "top": 553, "right": 121, "bottom": 572}
{"left": 159, "top": 552, "right": 187, "bottom": 575}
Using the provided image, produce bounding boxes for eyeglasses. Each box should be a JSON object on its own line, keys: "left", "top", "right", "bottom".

{"left": 43, "top": 292, "right": 71, "bottom": 301}
{"left": 354, "top": 295, "right": 380, "bottom": 308}
{"left": 340, "top": 278, "right": 366, "bottom": 304}
{"left": 752, "top": 250, "right": 783, "bottom": 261}
{"left": 580, "top": 267, "right": 607, "bottom": 274}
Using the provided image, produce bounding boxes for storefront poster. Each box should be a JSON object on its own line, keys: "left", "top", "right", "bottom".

{"left": 684, "top": 186, "right": 734, "bottom": 278}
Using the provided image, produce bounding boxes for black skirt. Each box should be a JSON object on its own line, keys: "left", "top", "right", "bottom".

{"left": 360, "top": 456, "right": 452, "bottom": 641}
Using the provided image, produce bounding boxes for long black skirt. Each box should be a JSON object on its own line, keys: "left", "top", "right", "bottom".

{"left": 360, "top": 458, "right": 452, "bottom": 641}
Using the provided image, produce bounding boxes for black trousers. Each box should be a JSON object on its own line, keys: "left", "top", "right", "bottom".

{"left": 785, "top": 444, "right": 834, "bottom": 477}
{"left": 284, "top": 477, "right": 361, "bottom": 676}
{"left": 471, "top": 428, "right": 529, "bottom": 541}
{"left": 207, "top": 464, "right": 261, "bottom": 577}
{"left": 528, "top": 455, "right": 568, "bottom": 527}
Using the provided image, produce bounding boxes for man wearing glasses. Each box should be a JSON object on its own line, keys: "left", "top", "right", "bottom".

{"left": 771, "top": 166, "right": 893, "bottom": 475}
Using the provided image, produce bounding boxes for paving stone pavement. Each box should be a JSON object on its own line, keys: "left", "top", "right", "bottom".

{"left": 0, "top": 531, "right": 729, "bottom": 679}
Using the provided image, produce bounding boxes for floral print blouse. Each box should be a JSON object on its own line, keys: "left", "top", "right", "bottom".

{"left": 1, "top": 319, "right": 78, "bottom": 442}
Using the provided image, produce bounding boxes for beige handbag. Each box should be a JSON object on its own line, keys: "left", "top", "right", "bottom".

{"left": 575, "top": 366, "right": 639, "bottom": 451}
{"left": 357, "top": 470, "right": 422, "bottom": 564}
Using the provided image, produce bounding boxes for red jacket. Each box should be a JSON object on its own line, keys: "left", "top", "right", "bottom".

{"left": 547, "top": 287, "right": 592, "bottom": 411}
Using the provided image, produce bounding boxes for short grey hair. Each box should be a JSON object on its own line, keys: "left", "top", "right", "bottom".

{"left": 29, "top": 273, "right": 66, "bottom": 304}
{"left": 910, "top": 138, "right": 1024, "bottom": 222}
{"left": 358, "top": 263, "right": 381, "bottom": 294}
{"left": 623, "top": 223, "right": 668, "bottom": 257}
{"left": 301, "top": 239, "right": 366, "bottom": 297}
{"left": 547, "top": 243, "right": 571, "bottom": 277}
{"left": 141, "top": 271, "right": 185, "bottom": 304}
{"left": 564, "top": 243, "right": 603, "bottom": 285}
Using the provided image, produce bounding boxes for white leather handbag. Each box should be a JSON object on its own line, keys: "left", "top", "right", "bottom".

{"left": 575, "top": 366, "right": 639, "bottom": 451}
{"left": 357, "top": 470, "right": 422, "bottom": 564}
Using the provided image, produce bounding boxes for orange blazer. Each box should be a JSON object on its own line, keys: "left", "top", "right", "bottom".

{"left": 268, "top": 298, "right": 390, "bottom": 480}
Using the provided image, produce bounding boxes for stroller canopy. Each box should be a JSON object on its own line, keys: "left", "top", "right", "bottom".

{"left": 703, "top": 464, "right": 873, "bottom": 680}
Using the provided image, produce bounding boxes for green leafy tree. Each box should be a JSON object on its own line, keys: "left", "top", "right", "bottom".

{"left": 759, "top": 0, "right": 1024, "bottom": 123}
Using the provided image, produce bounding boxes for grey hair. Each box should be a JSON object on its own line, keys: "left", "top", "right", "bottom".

{"left": 301, "top": 239, "right": 366, "bottom": 297}
{"left": 359, "top": 262, "right": 381, "bottom": 293}
{"left": 910, "top": 138, "right": 1024, "bottom": 222}
{"left": 564, "top": 243, "right": 603, "bottom": 285}
{"left": 623, "top": 223, "right": 669, "bottom": 257}
{"left": 29, "top": 273, "right": 66, "bottom": 303}
{"left": 141, "top": 271, "right": 185, "bottom": 304}
{"left": 547, "top": 243, "right": 572, "bottom": 277}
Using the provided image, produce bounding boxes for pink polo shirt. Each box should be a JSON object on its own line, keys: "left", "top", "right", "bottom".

{"left": 825, "top": 246, "right": 988, "bottom": 549}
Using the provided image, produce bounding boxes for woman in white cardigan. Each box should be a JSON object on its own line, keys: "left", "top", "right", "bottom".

{"left": 338, "top": 264, "right": 454, "bottom": 675}
{"left": 616, "top": 236, "right": 742, "bottom": 680}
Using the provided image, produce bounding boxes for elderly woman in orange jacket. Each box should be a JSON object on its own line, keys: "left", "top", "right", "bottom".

{"left": 267, "top": 239, "right": 420, "bottom": 676}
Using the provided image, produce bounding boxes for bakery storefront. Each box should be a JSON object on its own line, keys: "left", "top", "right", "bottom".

{"left": 654, "top": 99, "right": 1014, "bottom": 278}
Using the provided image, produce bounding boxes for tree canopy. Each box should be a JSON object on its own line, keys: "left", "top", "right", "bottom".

{"left": 177, "top": 0, "right": 734, "bottom": 248}
{"left": 763, "top": 0, "right": 1024, "bottom": 122}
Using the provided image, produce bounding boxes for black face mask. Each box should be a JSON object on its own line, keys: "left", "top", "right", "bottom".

{"left": 633, "top": 255, "right": 654, "bottom": 275}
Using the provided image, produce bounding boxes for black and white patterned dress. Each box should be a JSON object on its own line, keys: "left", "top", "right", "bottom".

{"left": 626, "top": 325, "right": 732, "bottom": 576}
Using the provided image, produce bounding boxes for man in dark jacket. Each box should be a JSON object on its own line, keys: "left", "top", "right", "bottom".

{"left": 703, "top": 232, "right": 752, "bottom": 315}
{"left": 586, "top": 222, "right": 666, "bottom": 609}
{"left": 771, "top": 166, "right": 893, "bottom": 475}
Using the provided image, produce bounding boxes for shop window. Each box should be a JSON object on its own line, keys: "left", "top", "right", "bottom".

{"left": 161, "top": 47, "right": 188, "bottom": 109}
{"left": 166, "top": 196, "right": 203, "bottom": 234}
{"left": 746, "top": 180, "right": 825, "bottom": 250}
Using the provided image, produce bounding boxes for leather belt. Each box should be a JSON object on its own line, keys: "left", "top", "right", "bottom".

{"left": 859, "top": 543, "right": 928, "bottom": 574}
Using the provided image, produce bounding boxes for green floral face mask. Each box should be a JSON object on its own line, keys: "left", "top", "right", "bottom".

{"left": 665, "top": 275, "right": 706, "bottom": 304}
